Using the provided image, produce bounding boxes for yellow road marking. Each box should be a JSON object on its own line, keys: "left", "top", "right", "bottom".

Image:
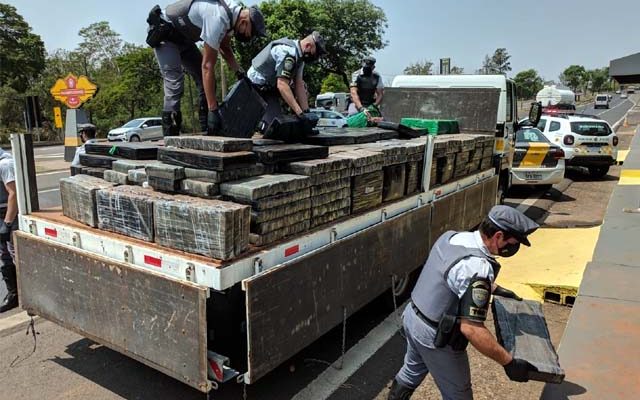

{"left": 64, "top": 137, "right": 82, "bottom": 146}
{"left": 619, "top": 169, "right": 640, "bottom": 186}
{"left": 520, "top": 143, "right": 549, "bottom": 167}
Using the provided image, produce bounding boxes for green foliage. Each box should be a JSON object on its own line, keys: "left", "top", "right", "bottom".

{"left": 481, "top": 48, "right": 511, "bottom": 75}
{"left": 559, "top": 65, "right": 587, "bottom": 92}
{"left": 321, "top": 73, "right": 349, "bottom": 93}
{"left": 588, "top": 67, "right": 610, "bottom": 93}
{"left": 513, "top": 69, "right": 544, "bottom": 99}
{"left": 403, "top": 60, "right": 433, "bottom": 75}
{"left": 77, "top": 21, "right": 123, "bottom": 74}
{"left": 450, "top": 66, "right": 464, "bottom": 75}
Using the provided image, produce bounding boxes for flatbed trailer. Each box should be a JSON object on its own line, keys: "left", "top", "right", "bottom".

{"left": 11, "top": 127, "right": 499, "bottom": 394}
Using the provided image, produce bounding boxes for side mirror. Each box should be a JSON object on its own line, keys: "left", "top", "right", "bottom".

{"left": 141, "top": 124, "right": 148, "bottom": 129}
{"left": 528, "top": 102, "right": 542, "bottom": 127}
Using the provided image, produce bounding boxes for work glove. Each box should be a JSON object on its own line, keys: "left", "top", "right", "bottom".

{"left": 235, "top": 68, "right": 250, "bottom": 84}
{"left": 504, "top": 358, "right": 537, "bottom": 382}
{"left": 493, "top": 285, "right": 523, "bottom": 301}
{"left": 0, "top": 221, "right": 13, "bottom": 243}
{"left": 207, "top": 108, "right": 223, "bottom": 136}
{"left": 297, "top": 112, "right": 319, "bottom": 136}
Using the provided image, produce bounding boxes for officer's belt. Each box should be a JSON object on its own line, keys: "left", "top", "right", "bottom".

{"left": 410, "top": 301, "right": 439, "bottom": 329}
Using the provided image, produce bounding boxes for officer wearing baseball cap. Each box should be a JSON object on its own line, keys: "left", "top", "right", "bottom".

{"left": 388, "top": 205, "right": 539, "bottom": 400}
{"left": 348, "top": 55, "right": 384, "bottom": 116}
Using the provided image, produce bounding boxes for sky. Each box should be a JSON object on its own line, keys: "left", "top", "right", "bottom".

{"left": 7, "top": 0, "right": 640, "bottom": 84}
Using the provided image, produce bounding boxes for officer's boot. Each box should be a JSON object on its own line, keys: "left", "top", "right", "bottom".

{"left": 387, "top": 379, "right": 414, "bottom": 400}
{"left": 0, "top": 264, "right": 19, "bottom": 313}
{"left": 162, "top": 111, "right": 182, "bottom": 137}
{"left": 198, "top": 104, "right": 208, "bottom": 134}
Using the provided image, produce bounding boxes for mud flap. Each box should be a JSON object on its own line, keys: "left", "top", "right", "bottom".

{"left": 14, "top": 232, "right": 211, "bottom": 393}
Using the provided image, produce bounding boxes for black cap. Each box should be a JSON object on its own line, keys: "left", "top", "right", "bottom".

{"left": 363, "top": 56, "right": 376, "bottom": 66}
{"left": 311, "top": 31, "right": 326, "bottom": 57}
{"left": 487, "top": 205, "right": 539, "bottom": 246}
{"left": 248, "top": 6, "right": 267, "bottom": 38}
{"left": 77, "top": 123, "right": 96, "bottom": 134}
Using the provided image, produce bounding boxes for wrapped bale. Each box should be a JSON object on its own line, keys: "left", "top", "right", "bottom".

{"left": 248, "top": 189, "right": 311, "bottom": 211}
{"left": 220, "top": 174, "right": 310, "bottom": 203}
{"left": 351, "top": 170, "right": 383, "bottom": 213}
{"left": 251, "top": 209, "right": 311, "bottom": 234}
{"left": 146, "top": 163, "right": 185, "bottom": 193}
{"left": 158, "top": 147, "right": 256, "bottom": 171}
{"left": 312, "top": 197, "right": 351, "bottom": 218}
{"left": 252, "top": 144, "right": 329, "bottom": 164}
{"left": 252, "top": 138, "right": 285, "bottom": 147}
{"left": 179, "top": 179, "right": 220, "bottom": 199}
{"left": 97, "top": 186, "right": 172, "bottom": 242}
{"left": 331, "top": 150, "right": 384, "bottom": 176}
{"left": 104, "top": 169, "right": 129, "bottom": 185}
{"left": 128, "top": 168, "right": 148, "bottom": 185}
{"left": 359, "top": 142, "right": 409, "bottom": 166}
{"left": 60, "top": 175, "right": 116, "bottom": 227}
{"left": 406, "top": 161, "right": 423, "bottom": 194}
{"left": 154, "top": 197, "right": 250, "bottom": 260}
{"left": 85, "top": 142, "right": 159, "bottom": 160}
{"left": 83, "top": 167, "right": 107, "bottom": 179}
{"left": 310, "top": 178, "right": 350, "bottom": 196}
{"left": 184, "top": 163, "right": 267, "bottom": 183}
{"left": 112, "top": 159, "right": 159, "bottom": 174}
{"left": 310, "top": 187, "right": 351, "bottom": 208}
{"left": 165, "top": 135, "right": 253, "bottom": 152}
{"left": 382, "top": 163, "right": 407, "bottom": 202}
{"left": 79, "top": 153, "right": 117, "bottom": 169}
{"left": 250, "top": 220, "right": 311, "bottom": 246}
{"left": 251, "top": 199, "right": 312, "bottom": 223}
{"left": 310, "top": 207, "right": 350, "bottom": 227}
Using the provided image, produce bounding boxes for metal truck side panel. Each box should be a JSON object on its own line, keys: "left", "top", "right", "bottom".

{"left": 14, "top": 232, "right": 211, "bottom": 392}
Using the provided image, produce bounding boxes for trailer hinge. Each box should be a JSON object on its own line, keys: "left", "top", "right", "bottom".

{"left": 71, "top": 232, "right": 81, "bottom": 248}
{"left": 28, "top": 221, "right": 37, "bottom": 235}
{"left": 381, "top": 209, "right": 388, "bottom": 222}
{"left": 254, "top": 258, "right": 263, "bottom": 274}
{"left": 330, "top": 228, "right": 338, "bottom": 243}
{"left": 185, "top": 263, "right": 195, "bottom": 282}
{"left": 123, "top": 245, "right": 134, "bottom": 263}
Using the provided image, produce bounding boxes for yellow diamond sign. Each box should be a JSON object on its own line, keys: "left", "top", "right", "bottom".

{"left": 50, "top": 74, "right": 98, "bottom": 109}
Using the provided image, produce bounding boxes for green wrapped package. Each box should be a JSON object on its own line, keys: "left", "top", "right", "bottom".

{"left": 400, "top": 118, "right": 460, "bottom": 135}
{"left": 347, "top": 105, "right": 381, "bottom": 128}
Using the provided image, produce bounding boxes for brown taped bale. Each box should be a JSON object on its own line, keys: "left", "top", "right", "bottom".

{"left": 220, "top": 174, "right": 310, "bottom": 202}
{"left": 104, "top": 170, "right": 130, "bottom": 185}
{"left": 158, "top": 147, "right": 256, "bottom": 171}
{"left": 351, "top": 170, "right": 383, "bottom": 213}
{"left": 382, "top": 163, "right": 406, "bottom": 202}
{"left": 60, "top": 175, "right": 116, "bottom": 227}
{"left": 179, "top": 179, "right": 220, "bottom": 199}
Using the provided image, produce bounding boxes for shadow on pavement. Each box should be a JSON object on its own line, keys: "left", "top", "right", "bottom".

{"left": 540, "top": 379, "right": 588, "bottom": 399}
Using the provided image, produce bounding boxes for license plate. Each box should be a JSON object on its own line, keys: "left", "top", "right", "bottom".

{"left": 525, "top": 172, "right": 543, "bottom": 180}
{"left": 588, "top": 146, "right": 600, "bottom": 153}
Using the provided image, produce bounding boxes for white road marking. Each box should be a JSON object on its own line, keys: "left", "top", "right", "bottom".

{"left": 36, "top": 170, "right": 69, "bottom": 177}
{"left": 38, "top": 188, "right": 60, "bottom": 194}
{"left": 291, "top": 302, "right": 407, "bottom": 400}
{"left": 35, "top": 154, "right": 64, "bottom": 159}
{"left": 0, "top": 311, "right": 33, "bottom": 335}
{"left": 515, "top": 195, "right": 540, "bottom": 215}
{"left": 596, "top": 99, "right": 631, "bottom": 116}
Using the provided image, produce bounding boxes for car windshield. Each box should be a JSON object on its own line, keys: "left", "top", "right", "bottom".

{"left": 516, "top": 128, "right": 550, "bottom": 143}
{"left": 596, "top": 96, "right": 607, "bottom": 101}
{"left": 570, "top": 121, "right": 612, "bottom": 136}
{"left": 122, "top": 119, "right": 145, "bottom": 128}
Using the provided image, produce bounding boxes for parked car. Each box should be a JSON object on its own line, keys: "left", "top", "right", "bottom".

{"left": 621, "top": 92, "right": 629, "bottom": 99}
{"left": 108, "top": 117, "right": 163, "bottom": 142}
{"left": 615, "top": 89, "right": 622, "bottom": 94}
{"left": 309, "top": 108, "right": 348, "bottom": 128}
{"left": 594, "top": 94, "right": 610, "bottom": 109}
{"left": 511, "top": 127, "right": 565, "bottom": 189}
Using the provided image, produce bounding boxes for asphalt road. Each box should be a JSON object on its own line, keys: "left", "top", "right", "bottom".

{"left": 0, "top": 98, "right": 636, "bottom": 400}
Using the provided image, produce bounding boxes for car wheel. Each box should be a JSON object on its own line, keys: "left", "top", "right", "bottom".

{"left": 129, "top": 135, "right": 141, "bottom": 142}
{"left": 588, "top": 166, "right": 609, "bottom": 179}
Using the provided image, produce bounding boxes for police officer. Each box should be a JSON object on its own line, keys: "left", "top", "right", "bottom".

{"left": 348, "top": 56, "right": 384, "bottom": 117}
{"left": 0, "top": 148, "right": 19, "bottom": 313}
{"left": 388, "top": 205, "right": 540, "bottom": 400}
{"left": 247, "top": 31, "right": 326, "bottom": 134}
{"left": 71, "top": 124, "right": 98, "bottom": 168}
{"left": 146, "top": 0, "right": 267, "bottom": 136}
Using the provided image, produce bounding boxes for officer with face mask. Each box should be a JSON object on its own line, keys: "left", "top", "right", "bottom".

{"left": 247, "top": 31, "right": 326, "bottom": 135}
{"left": 388, "top": 205, "right": 540, "bottom": 400}
{"left": 146, "top": 0, "right": 267, "bottom": 137}
{"left": 348, "top": 56, "right": 384, "bottom": 117}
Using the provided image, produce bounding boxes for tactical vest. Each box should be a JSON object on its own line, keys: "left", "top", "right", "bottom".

{"left": 356, "top": 72, "right": 380, "bottom": 106}
{"left": 251, "top": 38, "right": 301, "bottom": 87}
{"left": 411, "top": 231, "right": 501, "bottom": 323}
{"left": 166, "top": 0, "right": 233, "bottom": 43}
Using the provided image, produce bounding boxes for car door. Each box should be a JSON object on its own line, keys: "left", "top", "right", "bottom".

{"left": 316, "top": 111, "right": 330, "bottom": 128}
{"left": 149, "top": 119, "right": 163, "bottom": 140}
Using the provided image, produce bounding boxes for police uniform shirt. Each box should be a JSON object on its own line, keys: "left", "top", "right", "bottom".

{"left": 349, "top": 68, "right": 384, "bottom": 89}
{"left": 247, "top": 41, "right": 305, "bottom": 86}
{"left": 0, "top": 150, "right": 15, "bottom": 208}
{"left": 446, "top": 231, "right": 496, "bottom": 297}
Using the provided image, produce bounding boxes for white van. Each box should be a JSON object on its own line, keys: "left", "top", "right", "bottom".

{"left": 594, "top": 94, "right": 610, "bottom": 109}
{"left": 315, "top": 92, "right": 350, "bottom": 114}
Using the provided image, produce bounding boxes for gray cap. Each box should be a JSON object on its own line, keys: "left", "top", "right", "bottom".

{"left": 487, "top": 205, "right": 539, "bottom": 246}
{"left": 248, "top": 6, "right": 267, "bottom": 38}
{"left": 77, "top": 123, "right": 96, "bottom": 134}
{"left": 363, "top": 56, "right": 376, "bottom": 66}
{"left": 311, "top": 31, "right": 326, "bottom": 57}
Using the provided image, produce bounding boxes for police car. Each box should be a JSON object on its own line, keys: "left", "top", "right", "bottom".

{"left": 511, "top": 127, "right": 565, "bottom": 188}
{"left": 533, "top": 114, "right": 618, "bottom": 178}
{"left": 309, "top": 108, "right": 348, "bottom": 128}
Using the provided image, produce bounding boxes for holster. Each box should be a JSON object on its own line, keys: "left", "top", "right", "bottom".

{"left": 434, "top": 301, "right": 470, "bottom": 351}
{"left": 146, "top": 5, "right": 175, "bottom": 48}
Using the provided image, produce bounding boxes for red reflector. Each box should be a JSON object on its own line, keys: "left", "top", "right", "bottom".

{"left": 144, "top": 255, "right": 162, "bottom": 268}
{"left": 209, "top": 360, "right": 223, "bottom": 381}
{"left": 44, "top": 227, "right": 58, "bottom": 238}
{"left": 284, "top": 245, "right": 299, "bottom": 257}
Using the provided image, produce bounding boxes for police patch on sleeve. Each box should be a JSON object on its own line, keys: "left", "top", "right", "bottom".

{"left": 471, "top": 281, "right": 490, "bottom": 308}
{"left": 459, "top": 277, "right": 491, "bottom": 322}
{"left": 280, "top": 55, "right": 295, "bottom": 79}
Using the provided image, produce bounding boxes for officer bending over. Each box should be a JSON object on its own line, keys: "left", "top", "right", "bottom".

{"left": 348, "top": 56, "right": 384, "bottom": 117}
{"left": 389, "top": 205, "right": 539, "bottom": 400}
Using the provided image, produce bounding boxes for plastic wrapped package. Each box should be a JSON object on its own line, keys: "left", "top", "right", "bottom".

{"left": 310, "top": 187, "right": 351, "bottom": 208}
{"left": 158, "top": 147, "right": 256, "bottom": 171}
{"left": 251, "top": 209, "right": 311, "bottom": 235}
{"left": 311, "top": 197, "right": 351, "bottom": 218}
{"left": 249, "top": 220, "right": 310, "bottom": 246}
{"left": 85, "top": 142, "right": 159, "bottom": 159}
{"left": 165, "top": 135, "right": 253, "bottom": 152}
{"left": 128, "top": 168, "right": 148, "bottom": 185}
{"left": 382, "top": 163, "right": 407, "bottom": 202}
{"left": 310, "top": 207, "right": 350, "bottom": 228}
{"left": 252, "top": 144, "right": 329, "bottom": 165}
{"left": 179, "top": 179, "right": 220, "bottom": 199}
{"left": 60, "top": 175, "right": 117, "bottom": 227}
{"left": 405, "top": 161, "right": 423, "bottom": 194}
{"left": 251, "top": 199, "right": 312, "bottom": 224}
{"left": 284, "top": 157, "right": 351, "bottom": 176}
{"left": 104, "top": 170, "right": 129, "bottom": 185}
{"left": 220, "top": 174, "right": 310, "bottom": 203}
{"left": 79, "top": 153, "right": 117, "bottom": 169}
{"left": 310, "top": 178, "right": 351, "bottom": 197}
{"left": 112, "top": 159, "right": 159, "bottom": 174}
{"left": 351, "top": 170, "right": 383, "bottom": 213}
{"left": 184, "top": 163, "right": 266, "bottom": 183}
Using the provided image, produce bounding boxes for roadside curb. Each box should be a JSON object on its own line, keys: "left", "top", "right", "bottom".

{"left": 0, "top": 311, "right": 40, "bottom": 338}
{"left": 1, "top": 141, "right": 63, "bottom": 150}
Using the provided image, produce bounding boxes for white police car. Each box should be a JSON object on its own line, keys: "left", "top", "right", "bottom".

{"left": 309, "top": 108, "right": 348, "bottom": 128}
{"left": 511, "top": 127, "right": 565, "bottom": 188}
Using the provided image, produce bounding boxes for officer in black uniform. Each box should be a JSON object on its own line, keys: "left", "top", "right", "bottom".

{"left": 146, "top": 0, "right": 266, "bottom": 136}
{"left": 388, "top": 205, "right": 540, "bottom": 400}
{"left": 349, "top": 56, "right": 384, "bottom": 117}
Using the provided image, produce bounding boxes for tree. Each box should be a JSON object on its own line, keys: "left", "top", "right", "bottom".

{"left": 559, "top": 65, "right": 587, "bottom": 92}
{"left": 491, "top": 48, "right": 511, "bottom": 75}
{"left": 0, "top": 4, "right": 46, "bottom": 92}
{"left": 481, "top": 55, "right": 495, "bottom": 74}
{"left": 513, "top": 69, "right": 543, "bottom": 99}
{"left": 403, "top": 60, "right": 433, "bottom": 75}
{"left": 321, "top": 73, "right": 349, "bottom": 93}
{"left": 76, "top": 21, "right": 123, "bottom": 74}
{"left": 588, "top": 67, "right": 610, "bottom": 93}
{"left": 450, "top": 66, "right": 464, "bottom": 75}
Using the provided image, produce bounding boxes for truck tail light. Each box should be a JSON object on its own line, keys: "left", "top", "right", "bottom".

{"left": 612, "top": 136, "right": 619, "bottom": 146}
{"left": 563, "top": 135, "right": 575, "bottom": 146}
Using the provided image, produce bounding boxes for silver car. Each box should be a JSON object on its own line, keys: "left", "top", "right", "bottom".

{"left": 310, "top": 109, "right": 348, "bottom": 128}
{"left": 108, "top": 117, "right": 163, "bottom": 142}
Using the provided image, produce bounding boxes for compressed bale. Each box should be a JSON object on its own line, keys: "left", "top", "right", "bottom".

{"left": 147, "top": 176, "right": 181, "bottom": 193}
{"left": 220, "top": 174, "right": 310, "bottom": 202}
{"left": 85, "top": 142, "right": 159, "bottom": 160}
{"left": 252, "top": 144, "right": 329, "bottom": 164}
{"left": 128, "top": 168, "right": 147, "bottom": 185}
{"left": 251, "top": 199, "right": 312, "bottom": 223}
{"left": 79, "top": 153, "right": 116, "bottom": 169}
{"left": 310, "top": 207, "right": 350, "bottom": 228}
{"left": 104, "top": 169, "right": 129, "bottom": 185}
{"left": 481, "top": 156, "right": 493, "bottom": 170}
{"left": 158, "top": 147, "right": 257, "bottom": 171}
{"left": 406, "top": 161, "right": 423, "bottom": 194}
{"left": 112, "top": 159, "right": 158, "bottom": 174}
{"left": 146, "top": 163, "right": 185, "bottom": 180}
{"left": 492, "top": 297, "right": 565, "bottom": 384}
{"left": 70, "top": 165, "right": 83, "bottom": 176}
{"left": 154, "top": 197, "right": 250, "bottom": 260}
{"left": 309, "top": 169, "right": 352, "bottom": 185}
{"left": 382, "top": 163, "right": 407, "bottom": 202}
{"left": 284, "top": 157, "right": 351, "bottom": 176}
{"left": 180, "top": 179, "right": 220, "bottom": 199}
{"left": 96, "top": 186, "right": 171, "bottom": 242}
{"left": 84, "top": 167, "right": 107, "bottom": 179}
{"left": 353, "top": 162, "right": 384, "bottom": 176}
{"left": 60, "top": 175, "right": 116, "bottom": 227}
{"left": 249, "top": 220, "right": 311, "bottom": 246}
{"left": 303, "top": 132, "right": 356, "bottom": 146}
{"left": 351, "top": 170, "right": 383, "bottom": 213}
{"left": 312, "top": 197, "right": 351, "bottom": 217}
{"left": 359, "top": 142, "right": 409, "bottom": 166}
{"left": 436, "top": 155, "right": 455, "bottom": 184}
{"left": 310, "top": 178, "right": 351, "bottom": 196}
{"left": 310, "top": 187, "right": 351, "bottom": 207}
{"left": 251, "top": 209, "right": 311, "bottom": 234}
{"left": 164, "top": 136, "right": 204, "bottom": 150}
{"left": 184, "top": 163, "right": 266, "bottom": 183}
{"left": 219, "top": 79, "right": 267, "bottom": 138}
{"left": 331, "top": 149, "right": 384, "bottom": 168}
{"left": 165, "top": 135, "right": 253, "bottom": 152}
{"left": 252, "top": 138, "right": 284, "bottom": 147}
{"left": 237, "top": 188, "right": 311, "bottom": 211}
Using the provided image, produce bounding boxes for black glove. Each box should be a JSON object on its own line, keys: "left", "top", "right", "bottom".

{"left": 0, "top": 220, "right": 13, "bottom": 243}
{"left": 493, "top": 285, "right": 523, "bottom": 301}
{"left": 235, "top": 68, "right": 248, "bottom": 82}
{"left": 504, "top": 358, "right": 537, "bottom": 382}
{"left": 297, "top": 112, "right": 318, "bottom": 136}
{"left": 207, "top": 108, "right": 223, "bottom": 136}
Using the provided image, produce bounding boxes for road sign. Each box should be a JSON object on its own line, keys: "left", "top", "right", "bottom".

{"left": 53, "top": 107, "right": 63, "bottom": 129}
{"left": 50, "top": 74, "right": 98, "bottom": 109}
{"left": 440, "top": 58, "right": 451, "bottom": 75}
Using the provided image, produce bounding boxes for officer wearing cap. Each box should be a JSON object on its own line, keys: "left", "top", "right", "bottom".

{"left": 71, "top": 124, "right": 98, "bottom": 168}
{"left": 388, "top": 205, "right": 540, "bottom": 400}
{"left": 348, "top": 56, "right": 384, "bottom": 117}
{"left": 247, "top": 31, "right": 326, "bottom": 134}
{"left": 146, "top": 0, "right": 267, "bottom": 137}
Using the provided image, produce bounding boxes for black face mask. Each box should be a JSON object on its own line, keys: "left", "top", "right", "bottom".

{"left": 362, "top": 66, "right": 373, "bottom": 76}
{"left": 235, "top": 31, "right": 251, "bottom": 43}
{"left": 498, "top": 242, "right": 520, "bottom": 257}
{"left": 302, "top": 51, "right": 318, "bottom": 63}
